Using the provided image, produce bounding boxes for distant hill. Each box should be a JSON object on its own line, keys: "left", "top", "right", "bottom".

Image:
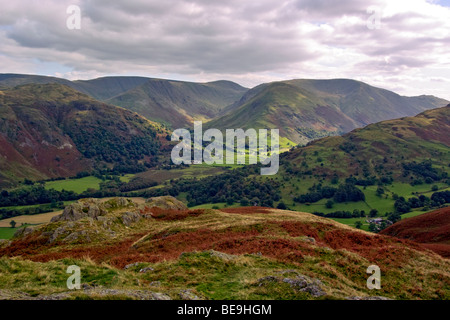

{"left": 380, "top": 207, "right": 450, "bottom": 258}
{"left": 0, "top": 74, "right": 248, "bottom": 128}
{"left": 208, "top": 79, "right": 448, "bottom": 145}
{"left": 107, "top": 79, "right": 248, "bottom": 128}
{"left": 0, "top": 83, "right": 166, "bottom": 186}
{"left": 281, "top": 105, "right": 450, "bottom": 181}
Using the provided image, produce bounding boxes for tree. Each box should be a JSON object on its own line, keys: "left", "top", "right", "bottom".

{"left": 376, "top": 187, "right": 385, "bottom": 197}
{"left": 325, "top": 200, "right": 334, "bottom": 209}
{"left": 369, "top": 209, "right": 378, "bottom": 218}
{"left": 394, "top": 197, "right": 411, "bottom": 214}
{"left": 277, "top": 202, "right": 287, "bottom": 210}
{"left": 355, "top": 221, "right": 363, "bottom": 229}
{"left": 240, "top": 198, "right": 249, "bottom": 207}
{"left": 387, "top": 212, "right": 401, "bottom": 224}
{"left": 9, "top": 220, "right": 16, "bottom": 228}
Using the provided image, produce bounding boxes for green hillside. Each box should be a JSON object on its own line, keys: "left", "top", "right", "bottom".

{"left": 107, "top": 79, "right": 248, "bottom": 128}
{"left": 0, "top": 74, "right": 249, "bottom": 129}
{"left": 0, "top": 83, "right": 167, "bottom": 186}
{"left": 208, "top": 79, "right": 448, "bottom": 144}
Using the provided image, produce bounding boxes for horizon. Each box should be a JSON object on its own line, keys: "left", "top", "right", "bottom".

{"left": 3, "top": 72, "right": 449, "bottom": 100}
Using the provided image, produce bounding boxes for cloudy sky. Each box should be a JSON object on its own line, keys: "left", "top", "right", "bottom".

{"left": 1, "top": 0, "right": 449, "bottom": 99}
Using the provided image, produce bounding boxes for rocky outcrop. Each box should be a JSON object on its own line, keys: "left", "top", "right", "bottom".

{"left": 51, "top": 199, "right": 106, "bottom": 222}
{"left": 179, "top": 289, "right": 202, "bottom": 300}
{"left": 207, "top": 250, "right": 238, "bottom": 261}
{"left": 13, "top": 226, "right": 35, "bottom": 238}
{"left": 145, "top": 196, "right": 188, "bottom": 210}
{"left": 257, "top": 271, "right": 326, "bottom": 298}
{"left": 121, "top": 211, "right": 141, "bottom": 227}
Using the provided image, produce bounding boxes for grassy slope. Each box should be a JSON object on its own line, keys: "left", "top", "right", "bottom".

{"left": 0, "top": 199, "right": 448, "bottom": 300}
{"left": 282, "top": 106, "right": 450, "bottom": 181}
{"left": 208, "top": 79, "right": 448, "bottom": 144}
{"left": 107, "top": 79, "right": 248, "bottom": 128}
{"left": 0, "top": 83, "right": 167, "bottom": 186}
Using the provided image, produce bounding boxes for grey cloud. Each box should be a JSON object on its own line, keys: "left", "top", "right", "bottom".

{"left": 0, "top": 0, "right": 449, "bottom": 100}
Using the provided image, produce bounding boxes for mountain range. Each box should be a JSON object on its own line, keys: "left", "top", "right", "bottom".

{"left": 0, "top": 73, "right": 448, "bottom": 186}
{"left": 208, "top": 79, "right": 448, "bottom": 144}
{"left": 0, "top": 74, "right": 248, "bottom": 128}
{"left": 1, "top": 74, "right": 447, "bottom": 145}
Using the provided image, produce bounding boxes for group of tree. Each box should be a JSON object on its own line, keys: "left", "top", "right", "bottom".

{"left": 403, "top": 160, "right": 447, "bottom": 182}
{"left": 394, "top": 190, "right": 450, "bottom": 214}
{"left": 294, "top": 182, "right": 365, "bottom": 204}
{"left": 138, "top": 169, "right": 281, "bottom": 208}
{"left": 312, "top": 208, "right": 377, "bottom": 219}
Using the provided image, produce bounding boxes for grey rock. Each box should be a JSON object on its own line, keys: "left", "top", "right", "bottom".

{"left": 121, "top": 211, "right": 141, "bottom": 227}
{"left": 207, "top": 250, "right": 237, "bottom": 261}
{"left": 346, "top": 296, "right": 393, "bottom": 300}
{"left": 149, "top": 281, "right": 161, "bottom": 287}
{"left": 123, "top": 262, "right": 141, "bottom": 270}
{"left": 302, "top": 237, "right": 316, "bottom": 244}
{"left": 0, "top": 290, "right": 33, "bottom": 300}
{"left": 13, "top": 226, "right": 34, "bottom": 238}
{"left": 299, "top": 283, "right": 326, "bottom": 297}
{"left": 151, "top": 292, "right": 172, "bottom": 300}
{"left": 139, "top": 267, "right": 154, "bottom": 273}
{"left": 257, "top": 273, "right": 326, "bottom": 298}
{"left": 51, "top": 199, "right": 106, "bottom": 222}
{"left": 179, "top": 289, "right": 202, "bottom": 300}
{"left": 48, "top": 225, "right": 70, "bottom": 243}
{"left": 282, "top": 278, "right": 308, "bottom": 289}
{"left": 63, "top": 230, "right": 92, "bottom": 243}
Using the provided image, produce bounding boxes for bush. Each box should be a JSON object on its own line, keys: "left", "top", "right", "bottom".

{"left": 277, "top": 202, "right": 287, "bottom": 210}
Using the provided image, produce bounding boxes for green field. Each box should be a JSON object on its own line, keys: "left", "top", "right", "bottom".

{"left": 0, "top": 227, "right": 17, "bottom": 239}
{"left": 44, "top": 176, "right": 102, "bottom": 193}
{"left": 0, "top": 224, "right": 35, "bottom": 239}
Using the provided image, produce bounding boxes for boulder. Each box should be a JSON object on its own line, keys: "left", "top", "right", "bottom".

{"left": 207, "top": 250, "right": 238, "bottom": 261}
{"left": 51, "top": 199, "right": 106, "bottom": 222}
{"left": 257, "top": 273, "right": 326, "bottom": 298}
{"left": 13, "top": 226, "right": 35, "bottom": 238}
{"left": 179, "top": 289, "right": 202, "bottom": 300}
{"left": 121, "top": 211, "right": 141, "bottom": 227}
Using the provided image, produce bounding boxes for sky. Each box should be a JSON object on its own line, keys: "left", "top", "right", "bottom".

{"left": 0, "top": 0, "right": 449, "bottom": 99}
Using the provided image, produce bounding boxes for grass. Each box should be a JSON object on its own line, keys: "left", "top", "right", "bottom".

{"left": 44, "top": 176, "right": 102, "bottom": 193}
{"left": 0, "top": 199, "right": 449, "bottom": 300}
{"left": 0, "top": 227, "right": 18, "bottom": 239}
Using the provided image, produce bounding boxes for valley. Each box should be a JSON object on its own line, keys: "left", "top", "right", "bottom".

{"left": 0, "top": 74, "right": 448, "bottom": 300}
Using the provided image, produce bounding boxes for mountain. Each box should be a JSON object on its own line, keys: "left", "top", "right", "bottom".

{"left": 0, "top": 83, "right": 167, "bottom": 186}
{"left": 282, "top": 105, "right": 450, "bottom": 181}
{"left": 0, "top": 74, "right": 249, "bottom": 128}
{"left": 0, "top": 196, "right": 448, "bottom": 300}
{"left": 208, "top": 79, "right": 448, "bottom": 145}
{"left": 106, "top": 79, "right": 248, "bottom": 128}
{"left": 0, "top": 74, "right": 154, "bottom": 100}
{"left": 380, "top": 207, "right": 450, "bottom": 258}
